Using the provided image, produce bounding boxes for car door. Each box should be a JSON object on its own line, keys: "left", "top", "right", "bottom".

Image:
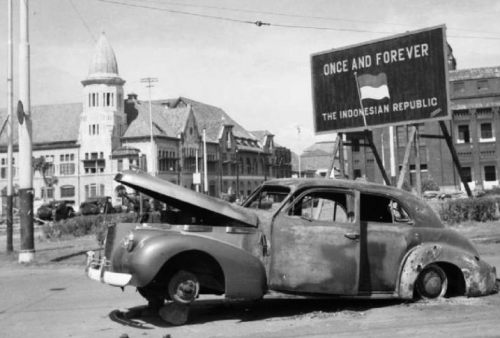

{"left": 268, "top": 188, "right": 360, "bottom": 295}
{"left": 358, "top": 192, "right": 415, "bottom": 293}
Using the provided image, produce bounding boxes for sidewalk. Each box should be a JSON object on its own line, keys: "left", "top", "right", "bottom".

{"left": 0, "top": 226, "right": 100, "bottom": 266}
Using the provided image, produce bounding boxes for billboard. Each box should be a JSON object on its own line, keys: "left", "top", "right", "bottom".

{"left": 311, "top": 25, "right": 450, "bottom": 134}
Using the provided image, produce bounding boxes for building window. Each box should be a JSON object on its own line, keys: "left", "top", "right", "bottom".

{"left": 246, "top": 158, "right": 252, "bottom": 175}
{"left": 462, "top": 167, "right": 472, "bottom": 182}
{"left": 454, "top": 82, "right": 465, "bottom": 92}
{"left": 118, "top": 159, "right": 123, "bottom": 172}
{"left": 41, "top": 187, "right": 54, "bottom": 199}
{"left": 457, "top": 125, "right": 470, "bottom": 143}
{"left": 60, "top": 185, "right": 75, "bottom": 198}
{"left": 226, "top": 132, "right": 231, "bottom": 149}
{"left": 352, "top": 139, "right": 360, "bottom": 152}
{"left": 484, "top": 166, "right": 496, "bottom": 182}
{"left": 480, "top": 123, "right": 494, "bottom": 142}
{"left": 60, "top": 163, "right": 75, "bottom": 175}
{"left": 354, "top": 169, "right": 362, "bottom": 179}
{"left": 60, "top": 153, "right": 76, "bottom": 175}
{"left": 477, "top": 80, "right": 489, "bottom": 91}
{"left": 85, "top": 184, "right": 105, "bottom": 198}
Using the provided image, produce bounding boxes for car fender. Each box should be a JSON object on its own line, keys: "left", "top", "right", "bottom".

{"left": 397, "top": 243, "right": 495, "bottom": 299}
{"left": 127, "top": 233, "right": 267, "bottom": 301}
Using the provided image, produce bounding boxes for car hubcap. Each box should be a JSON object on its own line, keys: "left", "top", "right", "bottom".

{"left": 421, "top": 271, "right": 442, "bottom": 297}
{"left": 175, "top": 280, "right": 197, "bottom": 302}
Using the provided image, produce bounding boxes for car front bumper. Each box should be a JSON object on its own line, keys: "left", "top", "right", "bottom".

{"left": 85, "top": 251, "right": 132, "bottom": 287}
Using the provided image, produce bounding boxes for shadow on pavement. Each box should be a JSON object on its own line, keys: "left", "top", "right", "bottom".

{"left": 109, "top": 297, "right": 405, "bottom": 327}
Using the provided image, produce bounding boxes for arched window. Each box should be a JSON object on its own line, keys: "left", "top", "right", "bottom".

{"left": 60, "top": 185, "right": 75, "bottom": 198}
{"left": 246, "top": 158, "right": 251, "bottom": 175}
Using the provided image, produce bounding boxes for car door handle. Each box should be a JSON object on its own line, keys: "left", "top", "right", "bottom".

{"left": 344, "top": 232, "right": 360, "bottom": 240}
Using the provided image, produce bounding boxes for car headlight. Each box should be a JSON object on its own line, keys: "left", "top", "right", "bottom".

{"left": 123, "top": 231, "right": 136, "bottom": 252}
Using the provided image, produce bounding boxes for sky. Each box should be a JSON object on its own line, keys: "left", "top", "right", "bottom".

{"left": 0, "top": 0, "right": 499, "bottom": 154}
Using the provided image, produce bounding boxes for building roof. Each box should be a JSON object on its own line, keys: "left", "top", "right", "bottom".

{"left": 449, "top": 66, "right": 500, "bottom": 81}
{"left": 112, "top": 145, "right": 141, "bottom": 158}
{"left": 249, "top": 130, "right": 272, "bottom": 142}
{"left": 250, "top": 130, "right": 291, "bottom": 148}
{"left": 85, "top": 34, "right": 122, "bottom": 81}
{"left": 168, "top": 97, "right": 258, "bottom": 142}
{"left": 123, "top": 99, "right": 178, "bottom": 139}
{"left": 302, "top": 141, "right": 335, "bottom": 157}
{"left": 0, "top": 102, "right": 82, "bottom": 147}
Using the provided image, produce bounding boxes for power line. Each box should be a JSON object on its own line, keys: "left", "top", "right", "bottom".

{"left": 97, "top": 0, "right": 500, "bottom": 40}
{"left": 98, "top": 0, "right": 256, "bottom": 25}
{"left": 129, "top": 0, "right": 500, "bottom": 37}
{"left": 97, "top": 0, "right": 396, "bottom": 34}
{"left": 68, "top": 0, "right": 97, "bottom": 43}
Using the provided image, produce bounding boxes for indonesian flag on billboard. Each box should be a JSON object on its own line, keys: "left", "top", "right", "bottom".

{"left": 358, "top": 73, "right": 390, "bottom": 101}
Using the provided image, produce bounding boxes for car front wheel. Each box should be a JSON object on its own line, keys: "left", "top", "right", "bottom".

{"left": 415, "top": 263, "right": 448, "bottom": 300}
{"left": 168, "top": 270, "right": 200, "bottom": 305}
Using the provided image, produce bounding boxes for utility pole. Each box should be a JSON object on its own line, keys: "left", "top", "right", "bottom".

{"left": 6, "top": 0, "right": 13, "bottom": 253}
{"left": 18, "top": 0, "right": 35, "bottom": 263}
{"left": 296, "top": 125, "right": 301, "bottom": 178}
{"left": 203, "top": 129, "right": 208, "bottom": 194}
{"left": 141, "top": 78, "right": 158, "bottom": 175}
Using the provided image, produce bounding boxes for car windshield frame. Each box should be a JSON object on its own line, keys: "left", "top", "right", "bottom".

{"left": 242, "top": 185, "right": 292, "bottom": 213}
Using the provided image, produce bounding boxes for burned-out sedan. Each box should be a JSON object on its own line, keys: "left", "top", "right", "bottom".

{"left": 86, "top": 170, "right": 497, "bottom": 325}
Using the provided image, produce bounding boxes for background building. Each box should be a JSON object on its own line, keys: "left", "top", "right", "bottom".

{"left": 0, "top": 34, "right": 292, "bottom": 214}
{"left": 345, "top": 65, "right": 500, "bottom": 191}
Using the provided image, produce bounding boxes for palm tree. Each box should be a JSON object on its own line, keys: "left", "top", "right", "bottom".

{"left": 33, "top": 156, "right": 58, "bottom": 202}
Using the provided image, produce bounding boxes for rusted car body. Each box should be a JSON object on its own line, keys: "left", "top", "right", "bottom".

{"left": 86, "top": 170, "right": 497, "bottom": 323}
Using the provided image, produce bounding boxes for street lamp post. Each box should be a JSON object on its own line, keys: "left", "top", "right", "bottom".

{"left": 141, "top": 78, "right": 158, "bottom": 175}
{"left": 235, "top": 149, "right": 239, "bottom": 200}
{"left": 297, "top": 126, "right": 302, "bottom": 178}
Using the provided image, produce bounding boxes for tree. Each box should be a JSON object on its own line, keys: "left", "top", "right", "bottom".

{"left": 33, "top": 156, "right": 58, "bottom": 202}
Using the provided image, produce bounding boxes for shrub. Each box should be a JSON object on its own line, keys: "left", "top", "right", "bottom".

{"left": 93, "top": 213, "right": 136, "bottom": 246}
{"left": 421, "top": 178, "right": 439, "bottom": 193}
{"left": 439, "top": 197, "right": 498, "bottom": 224}
{"left": 42, "top": 212, "right": 137, "bottom": 244}
{"left": 401, "top": 180, "right": 412, "bottom": 192}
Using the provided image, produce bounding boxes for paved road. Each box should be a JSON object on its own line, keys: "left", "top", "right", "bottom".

{"left": 1, "top": 257, "right": 499, "bottom": 338}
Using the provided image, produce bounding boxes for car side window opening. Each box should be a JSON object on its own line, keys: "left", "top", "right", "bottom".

{"left": 290, "top": 190, "right": 355, "bottom": 223}
{"left": 360, "top": 193, "right": 411, "bottom": 223}
{"left": 244, "top": 186, "right": 290, "bottom": 212}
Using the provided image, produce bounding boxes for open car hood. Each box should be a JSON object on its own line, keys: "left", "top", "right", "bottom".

{"left": 114, "top": 170, "right": 259, "bottom": 227}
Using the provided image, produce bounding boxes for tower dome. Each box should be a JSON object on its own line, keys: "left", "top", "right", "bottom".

{"left": 83, "top": 34, "right": 124, "bottom": 84}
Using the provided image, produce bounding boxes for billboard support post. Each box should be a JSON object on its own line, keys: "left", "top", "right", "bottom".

{"left": 365, "top": 130, "right": 391, "bottom": 186}
{"left": 438, "top": 121, "right": 472, "bottom": 197}
{"left": 338, "top": 134, "right": 345, "bottom": 179}
{"left": 326, "top": 135, "right": 341, "bottom": 179}
{"left": 414, "top": 126, "right": 422, "bottom": 197}
{"left": 397, "top": 127, "right": 416, "bottom": 189}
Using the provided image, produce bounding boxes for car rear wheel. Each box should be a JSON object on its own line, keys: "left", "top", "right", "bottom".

{"left": 168, "top": 270, "right": 200, "bottom": 305}
{"left": 415, "top": 264, "right": 448, "bottom": 300}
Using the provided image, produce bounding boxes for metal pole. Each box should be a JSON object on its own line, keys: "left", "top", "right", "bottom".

{"left": 141, "top": 78, "right": 158, "bottom": 176}
{"left": 195, "top": 148, "right": 199, "bottom": 192}
{"left": 6, "top": 0, "right": 14, "bottom": 253}
{"left": 203, "top": 129, "right": 208, "bottom": 194}
{"left": 18, "top": 0, "right": 35, "bottom": 263}
{"left": 389, "top": 126, "right": 396, "bottom": 186}
{"left": 414, "top": 125, "right": 422, "bottom": 198}
{"left": 297, "top": 126, "right": 301, "bottom": 178}
{"left": 236, "top": 150, "right": 239, "bottom": 199}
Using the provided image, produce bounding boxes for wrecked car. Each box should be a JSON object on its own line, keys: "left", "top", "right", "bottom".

{"left": 86, "top": 170, "right": 497, "bottom": 325}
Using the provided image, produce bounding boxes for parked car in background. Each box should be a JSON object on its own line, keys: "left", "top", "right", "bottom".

{"left": 36, "top": 200, "right": 75, "bottom": 222}
{"left": 86, "top": 170, "right": 497, "bottom": 325}
{"left": 79, "top": 196, "right": 114, "bottom": 216}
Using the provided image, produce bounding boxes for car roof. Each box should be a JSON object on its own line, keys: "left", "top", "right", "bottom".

{"left": 260, "top": 178, "right": 441, "bottom": 227}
